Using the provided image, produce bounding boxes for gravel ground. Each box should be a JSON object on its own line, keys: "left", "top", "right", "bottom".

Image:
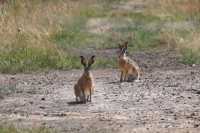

{"left": 0, "top": 50, "right": 200, "bottom": 133}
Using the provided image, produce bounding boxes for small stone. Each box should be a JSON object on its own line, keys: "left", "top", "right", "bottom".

{"left": 194, "top": 124, "right": 199, "bottom": 128}
{"left": 41, "top": 97, "right": 45, "bottom": 101}
{"left": 39, "top": 106, "right": 45, "bottom": 109}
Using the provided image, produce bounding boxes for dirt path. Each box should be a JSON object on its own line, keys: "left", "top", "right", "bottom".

{"left": 0, "top": 50, "right": 200, "bottom": 133}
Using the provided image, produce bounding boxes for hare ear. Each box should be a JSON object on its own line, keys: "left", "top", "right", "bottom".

{"left": 118, "top": 44, "right": 123, "bottom": 50}
{"left": 88, "top": 55, "right": 95, "bottom": 67}
{"left": 80, "top": 56, "right": 87, "bottom": 67}
{"left": 124, "top": 41, "right": 128, "bottom": 49}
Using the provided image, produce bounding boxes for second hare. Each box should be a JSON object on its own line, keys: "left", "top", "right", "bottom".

{"left": 74, "top": 55, "right": 95, "bottom": 103}
{"left": 118, "top": 41, "right": 142, "bottom": 82}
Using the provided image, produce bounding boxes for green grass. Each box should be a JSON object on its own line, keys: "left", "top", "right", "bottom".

{"left": 0, "top": 125, "right": 55, "bottom": 133}
{"left": 0, "top": 44, "right": 117, "bottom": 73}
{"left": 79, "top": 5, "right": 109, "bottom": 18}
{"left": 127, "top": 12, "right": 161, "bottom": 23}
{"left": 0, "top": 47, "right": 82, "bottom": 73}
{"left": 180, "top": 48, "right": 200, "bottom": 65}
{"left": 0, "top": 0, "right": 200, "bottom": 73}
{"left": 52, "top": 11, "right": 162, "bottom": 50}
{"left": 94, "top": 57, "right": 117, "bottom": 68}
{"left": 114, "top": 25, "right": 160, "bottom": 51}
{"left": 51, "top": 16, "right": 90, "bottom": 48}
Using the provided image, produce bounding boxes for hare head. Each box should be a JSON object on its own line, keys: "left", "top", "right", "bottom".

{"left": 80, "top": 55, "right": 96, "bottom": 73}
{"left": 118, "top": 41, "right": 128, "bottom": 58}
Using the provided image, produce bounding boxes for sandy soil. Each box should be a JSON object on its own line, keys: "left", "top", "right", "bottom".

{"left": 0, "top": 50, "right": 200, "bottom": 133}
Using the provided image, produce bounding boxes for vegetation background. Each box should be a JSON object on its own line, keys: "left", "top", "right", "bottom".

{"left": 0, "top": 0, "right": 199, "bottom": 74}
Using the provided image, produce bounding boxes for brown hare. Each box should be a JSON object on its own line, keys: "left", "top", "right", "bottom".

{"left": 118, "top": 41, "right": 142, "bottom": 82}
{"left": 74, "top": 55, "right": 95, "bottom": 103}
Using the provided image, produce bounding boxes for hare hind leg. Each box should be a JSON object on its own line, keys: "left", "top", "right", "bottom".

{"left": 74, "top": 85, "right": 80, "bottom": 102}
{"left": 137, "top": 68, "right": 142, "bottom": 79}
{"left": 89, "top": 88, "right": 92, "bottom": 102}
{"left": 135, "top": 70, "right": 141, "bottom": 82}
{"left": 83, "top": 94, "right": 86, "bottom": 104}
{"left": 120, "top": 71, "right": 123, "bottom": 82}
{"left": 86, "top": 96, "right": 90, "bottom": 102}
{"left": 86, "top": 88, "right": 92, "bottom": 102}
{"left": 80, "top": 89, "right": 87, "bottom": 103}
{"left": 76, "top": 96, "right": 79, "bottom": 102}
{"left": 124, "top": 71, "right": 129, "bottom": 82}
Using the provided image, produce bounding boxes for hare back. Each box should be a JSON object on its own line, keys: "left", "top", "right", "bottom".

{"left": 119, "top": 58, "right": 140, "bottom": 73}
{"left": 126, "top": 57, "right": 140, "bottom": 69}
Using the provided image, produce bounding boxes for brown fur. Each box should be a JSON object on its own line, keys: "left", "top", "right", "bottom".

{"left": 118, "top": 41, "right": 142, "bottom": 82}
{"left": 74, "top": 56, "right": 95, "bottom": 103}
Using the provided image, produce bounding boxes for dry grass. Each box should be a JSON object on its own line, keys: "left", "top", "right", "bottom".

{"left": 0, "top": 124, "right": 55, "bottom": 133}
{"left": 148, "top": 0, "right": 200, "bottom": 18}
{"left": 159, "top": 0, "right": 200, "bottom": 14}
{"left": 147, "top": 0, "right": 200, "bottom": 64}
{"left": 0, "top": 0, "right": 100, "bottom": 73}
{"left": 0, "top": 0, "right": 200, "bottom": 73}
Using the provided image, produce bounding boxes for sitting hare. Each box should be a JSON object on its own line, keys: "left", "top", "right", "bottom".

{"left": 74, "top": 55, "right": 95, "bottom": 103}
{"left": 118, "top": 41, "right": 142, "bottom": 82}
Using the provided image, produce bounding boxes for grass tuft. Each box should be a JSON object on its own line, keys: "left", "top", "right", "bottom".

{"left": 0, "top": 0, "right": 200, "bottom": 73}
{"left": 180, "top": 48, "right": 200, "bottom": 65}
{"left": 0, "top": 125, "right": 56, "bottom": 133}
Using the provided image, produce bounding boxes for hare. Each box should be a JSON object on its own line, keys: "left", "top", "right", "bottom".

{"left": 74, "top": 55, "right": 95, "bottom": 103}
{"left": 118, "top": 41, "right": 142, "bottom": 82}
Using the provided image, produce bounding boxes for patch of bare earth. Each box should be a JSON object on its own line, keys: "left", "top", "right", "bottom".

{"left": 0, "top": 50, "right": 200, "bottom": 133}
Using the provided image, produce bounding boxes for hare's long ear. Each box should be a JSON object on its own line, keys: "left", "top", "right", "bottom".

{"left": 80, "top": 56, "right": 87, "bottom": 67}
{"left": 88, "top": 55, "right": 95, "bottom": 68}
{"left": 123, "top": 41, "right": 128, "bottom": 50}
{"left": 118, "top": 43, "right": 123, "bottom": 50}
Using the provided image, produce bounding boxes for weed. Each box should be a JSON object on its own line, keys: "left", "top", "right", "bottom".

{"left": 0, "top": 0, "right": 200, "bottom": 73}
{"left": 180, "top": 48, "right": 200, "bottom": 65}
{"left": 0, "top": 125, "right": 56, "bottom": 133}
